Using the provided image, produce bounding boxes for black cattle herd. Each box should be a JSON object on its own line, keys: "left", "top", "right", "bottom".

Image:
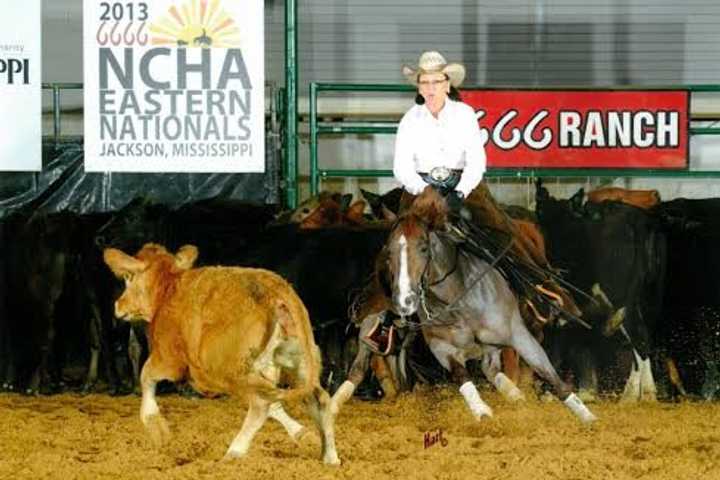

{"left": 0, "top": 183, "right": 718, "bottom": 403}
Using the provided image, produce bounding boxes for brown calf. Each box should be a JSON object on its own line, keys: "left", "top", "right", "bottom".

{"left": 104, "top": 243, "right": 340, "bottom": 464}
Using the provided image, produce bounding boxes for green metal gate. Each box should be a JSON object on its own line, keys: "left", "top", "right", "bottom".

{"left": 308, "top": 83, "right": 720, "bottom": 197}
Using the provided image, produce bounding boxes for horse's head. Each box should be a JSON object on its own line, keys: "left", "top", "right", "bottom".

{"left": 381, "top": 188, "right": 451, "bottom": 316}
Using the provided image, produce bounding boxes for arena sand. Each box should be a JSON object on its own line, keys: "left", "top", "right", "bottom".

{"left": 0, "top": 386, "right": 718, "bottom": 480}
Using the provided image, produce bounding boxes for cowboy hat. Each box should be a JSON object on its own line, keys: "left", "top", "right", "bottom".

{"left": 402, "top": 51, "right": 466, "bottom": 88}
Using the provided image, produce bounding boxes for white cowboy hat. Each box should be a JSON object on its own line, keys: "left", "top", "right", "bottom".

{"left": 402, "top": 51, "right": 466, "bottom": 88}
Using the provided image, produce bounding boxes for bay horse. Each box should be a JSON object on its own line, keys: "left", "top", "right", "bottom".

{"left": 331, "top": 188, "right": 597, "bottom": 424}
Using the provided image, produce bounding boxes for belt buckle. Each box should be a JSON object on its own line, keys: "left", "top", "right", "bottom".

{"left": 429, "top": 166, "right": 451, "bottom": 182}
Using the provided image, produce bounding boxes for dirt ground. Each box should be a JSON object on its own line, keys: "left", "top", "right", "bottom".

{"left": 0, "top": 386, "right": 718, "bottom": 480}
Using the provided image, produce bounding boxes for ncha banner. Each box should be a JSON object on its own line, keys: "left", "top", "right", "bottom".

{"left": 461, "top": 90, "right": 689, "bottom": 169}
{"left": 0, "top": 0, "right": 41, "bottom": 172}
{"left": 83, "top": 0, "right": 264, "bottom": 172}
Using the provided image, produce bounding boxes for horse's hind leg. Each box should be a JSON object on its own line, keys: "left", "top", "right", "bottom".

{"left": 510, "top": 322, "right": 597, "bottom": 423}
{"left": 427, "top": 339, "right": 493, "bottom": 420}
{"left": 481, "top": 347, "right": 525, "bottom": 402}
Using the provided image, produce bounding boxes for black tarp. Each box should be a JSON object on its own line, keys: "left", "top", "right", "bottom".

{"left": 0, "top": 139, "right": 282, "bottom": 219}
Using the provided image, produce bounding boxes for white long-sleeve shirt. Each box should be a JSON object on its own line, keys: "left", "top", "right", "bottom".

{"left": 393, "top": 99, "right": 487, "bottom": 197}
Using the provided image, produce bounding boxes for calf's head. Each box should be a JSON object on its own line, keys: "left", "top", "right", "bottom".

{"left": 103, "top": 243, "right": 198, "bottom": 322}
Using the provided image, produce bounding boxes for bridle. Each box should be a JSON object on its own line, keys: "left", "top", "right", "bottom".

{"left": 397, "top": 220, "right": 512, "bottom": 326}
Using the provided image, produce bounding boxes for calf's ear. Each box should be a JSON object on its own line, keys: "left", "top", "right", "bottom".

{"left": 174, "top": 245, "right": 198, "bottom": 270}
{"left": 103, "top": 248, "right": 147, "bottom": 278}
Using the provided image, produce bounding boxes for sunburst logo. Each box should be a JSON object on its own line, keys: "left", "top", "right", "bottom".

{"left": 148, "top": 0, "right": 240, "bottom": 48}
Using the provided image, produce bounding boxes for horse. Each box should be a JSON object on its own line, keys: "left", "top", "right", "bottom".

{"left": 330, "top": 188, "right": 597, "bottom": 424}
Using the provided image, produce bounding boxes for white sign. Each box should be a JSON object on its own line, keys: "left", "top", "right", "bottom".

{"left": 0, "top": 0, "right": 41, "bottom": 172}
{"left": 83, "top": 0, "right": 265, "bottom": 172}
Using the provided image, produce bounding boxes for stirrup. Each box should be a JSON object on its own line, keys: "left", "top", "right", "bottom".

{"left": 535, "top": 283, "right": 564, "bottom": 307}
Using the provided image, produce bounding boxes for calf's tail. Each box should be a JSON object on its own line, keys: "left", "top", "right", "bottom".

{"left": 250, "top": 297, "right": 323, "bottom": 403}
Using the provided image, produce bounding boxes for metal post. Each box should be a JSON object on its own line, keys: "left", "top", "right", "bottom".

{"left": 284, "top": 0, "right": 298, "bottom": 209}
{"left": 309, "top": 82, "right": 318, "bottom": 195}
{"left": 53, "top": 85, "right": 61, "bottom": 146}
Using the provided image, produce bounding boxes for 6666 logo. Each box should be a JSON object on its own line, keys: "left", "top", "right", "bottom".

{"left": 95, "top": 1, "right": 149, "bottom": 46}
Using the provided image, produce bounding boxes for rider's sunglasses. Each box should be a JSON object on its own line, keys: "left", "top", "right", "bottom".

{"left": 418, "top": 79, "right": 448, "bottom": 87}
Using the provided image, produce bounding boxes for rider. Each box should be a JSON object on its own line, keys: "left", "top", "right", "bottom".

{"left": 363, "top": 51, "right": 579, "bottom": 355}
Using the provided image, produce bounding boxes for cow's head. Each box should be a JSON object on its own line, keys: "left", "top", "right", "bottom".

{"left": 103, "top": 243, "right": 198, "bottom": 322}
{"left": 94, "top": 197, "right": 170, "bottom": 252}
{"left": 361, "top": 187, "right": 402, "bottom": 222}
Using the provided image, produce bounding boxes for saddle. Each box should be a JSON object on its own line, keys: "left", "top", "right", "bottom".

{"left": 450, "top": 215, "right": 590, "bottom": 330}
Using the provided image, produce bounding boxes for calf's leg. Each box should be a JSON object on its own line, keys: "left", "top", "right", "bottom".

{"left": 139, "top": 355, "right": 184, "bottom": 445}
{"left": 268, "top": 402, "right": 307, "bottom": 443}
{"left": 306, "top": 387, "right": 341, "bottom": 465}
{"left": 225, "top": 394, "right": 271, "bottom": 459}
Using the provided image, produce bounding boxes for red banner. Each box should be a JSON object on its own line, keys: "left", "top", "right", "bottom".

{"left": 460, "top": 90, "right": 689, "bottom": 168}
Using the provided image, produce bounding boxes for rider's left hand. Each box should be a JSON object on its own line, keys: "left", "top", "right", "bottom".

{"left": 446, "top": 190, "right": 465, "bottom": 214}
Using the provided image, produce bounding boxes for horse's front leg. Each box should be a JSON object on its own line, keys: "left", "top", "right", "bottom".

{"left": 329, "top": 316, "right": 377, "bottom": 416}
{"left": 481, "top": 347, "right": 525, "bottom": 402}
{"left": 426, "top": 337, "right": 493, "bottom": 420}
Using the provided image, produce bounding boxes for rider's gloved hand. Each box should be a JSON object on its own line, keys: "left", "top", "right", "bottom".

{"left": 446, "top": 190, "right": 465, "bottom": 214}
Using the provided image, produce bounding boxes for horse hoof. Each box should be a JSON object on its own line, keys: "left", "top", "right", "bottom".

{"left": 223, "top": 449, "right": 246, "bottom": 461}
{"left": 145, "top": 415, "right": 171, "bottom": 447}
{"left": 472, "top": 406, "right": 494, "bottom": 420}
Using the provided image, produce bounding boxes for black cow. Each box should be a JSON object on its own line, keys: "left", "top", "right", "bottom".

{"left": 0, "top": 213, "right": 14, "bottom": 390}
{"left": 361, "top": 188, "right": 403, "bottom": 221}
{"left": 536, "top": 184, "right": 667, "bottom": 401}
{"left": 75, "top": 211, "right": 144, "bottom": 394}
{"left": 95, "top": 197, "right": 279, "bottom": 263}
{"left": 3, "top": 210, "right": 84, "bottom": 393}
{"left": 1, "top": 209, "right": 128, "bottom": 394}
{"left": 657, "top": 198, "right": 720, "bottom": 400}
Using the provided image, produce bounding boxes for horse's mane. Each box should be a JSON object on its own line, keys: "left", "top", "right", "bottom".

{"left": 403, "top": 188, "right": 449, "bottom": 231}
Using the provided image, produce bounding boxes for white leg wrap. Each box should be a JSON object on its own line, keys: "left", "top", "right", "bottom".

{"left": 459, "top": 381, "right": 493, "bottom": 420}
{"left": 493, "top": 373, "right": 525, "bottom": 402}
{"left": 563, "top": 393, "right": 598, "bottom": 424}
